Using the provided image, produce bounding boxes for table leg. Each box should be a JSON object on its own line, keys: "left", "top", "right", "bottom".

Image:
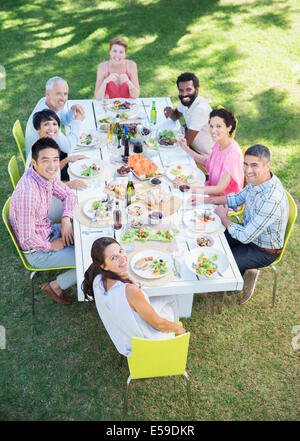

{"left": 177, "top": 293, "right": 194, "bottom": 318}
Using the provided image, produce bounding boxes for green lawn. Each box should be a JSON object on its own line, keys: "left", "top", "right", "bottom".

{"left": 0, "top": 0, "right": 299, "bottom": 421}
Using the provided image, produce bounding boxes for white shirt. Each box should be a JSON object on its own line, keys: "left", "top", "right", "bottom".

{"left": 178, "top": 95, "right": 213, "bottom": 156}
{"left": 25, "top": 97, "right": 81, "bottom": 157}
{"left": 93, "top": 275, "right": 178, "bottom": 356}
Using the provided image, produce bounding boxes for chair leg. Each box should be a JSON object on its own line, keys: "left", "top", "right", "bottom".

{"left": 271, "top": 265, "right": 278, "bottom": 308}
{"left": 123, "top": 375, "right": 132, "bottom": 417}
{"left": 183, "top": 371, "right": 192, "bottom": 406}
{"left": 30, "top": 272, "right": 36, "bottom": 315}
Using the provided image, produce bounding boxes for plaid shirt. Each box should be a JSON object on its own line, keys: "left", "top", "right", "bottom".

{"left": 9, "top": 167, "right": 77, "bottom": 252}
{"left": 226, "top": 173, "right": 289, "bottom": 249}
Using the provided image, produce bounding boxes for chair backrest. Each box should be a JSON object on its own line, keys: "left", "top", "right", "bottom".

{"left": 8, "top": 156, "right": 21, "bottom": 189}
{"left": 2, "top": 197, "right": 34, "bottom": 271}
{"left": 273, "top": 191, "right": 298, "bottom": 265}
{"left": 127, "top": 332, "right": 190, "bottom": 380}
{"left": 12, "top": 120, "right": 26, "bottom": 166}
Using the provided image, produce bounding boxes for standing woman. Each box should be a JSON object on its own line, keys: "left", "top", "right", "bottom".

{"left": 178, "top": 108, "right": 244, "bottom": 197}
{"left": 94, "top": 37, "right": 140, "bottom": 100}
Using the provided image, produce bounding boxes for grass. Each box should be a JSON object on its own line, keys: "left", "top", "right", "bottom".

{"left": 0, "top": 0, "right": 299, "bottom": 421}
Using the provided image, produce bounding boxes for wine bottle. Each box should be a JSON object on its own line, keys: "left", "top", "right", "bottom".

{"left": 126, "top": 172, "right": 136, "bottom": 206}
{"left": 150, "top": 101, "right": 157, "bottom": 125}
{"left": 122, "top": 125, "right": 130, "bottom": 162}
{"left": 113, "top": 201, "right": 122, "bottom": 230}
{"left": 115, "top": 116, "right": 122, "bottom": 149}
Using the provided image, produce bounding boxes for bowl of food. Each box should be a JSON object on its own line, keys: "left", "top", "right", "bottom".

{"left": 196, "top": 235, "right": 215, "bottom": 247}
{"left": 148, "top": 210, "right": 164, "bottom": 225}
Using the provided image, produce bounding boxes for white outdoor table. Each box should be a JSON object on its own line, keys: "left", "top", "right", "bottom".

{"left": 66, "top": 98, "right": 243, "bottom": 317}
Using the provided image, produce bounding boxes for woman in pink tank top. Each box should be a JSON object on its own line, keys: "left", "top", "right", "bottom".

{"left": 177, "top": 108, "right": 244, "bottom": 198}
{"left": 94, "top": 37, "right": 140, "bottom": 100}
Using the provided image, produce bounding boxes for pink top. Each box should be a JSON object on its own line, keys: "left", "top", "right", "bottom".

{"left": 205, "top": 140, "right": 244, "bottom": 196}
{"left": 105, "top": 61, "right": 132, "bottom": 99}
{"left": 9, "top": 167, "right": 76, "bottom": 252}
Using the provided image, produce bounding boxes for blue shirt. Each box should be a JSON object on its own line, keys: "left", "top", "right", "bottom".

{"left": 227, "top": 173, "right": 288, "bottom": 249}
{"left": 25, "top": 97, "right": 82, "bottom": 157}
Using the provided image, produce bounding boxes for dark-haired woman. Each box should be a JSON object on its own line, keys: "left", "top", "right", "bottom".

{"left": 82, "top": 237, "right": 185, "bottom": 356}
{"left": 178, "top": 108, "right": 244, "bottom": 197}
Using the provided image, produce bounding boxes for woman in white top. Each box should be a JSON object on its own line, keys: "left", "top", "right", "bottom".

{"left": 82, "top": 237, "right": 186, "bottom": 356}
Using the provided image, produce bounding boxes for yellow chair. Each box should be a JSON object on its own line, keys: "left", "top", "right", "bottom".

{"left": 12, "top": 120, "right": 26, "bottom": 166}
{"left": 8, "top": 155, "right": 21, "bottom": 189}
{"left": 265, "top": 191, "right": 297, "bottom": 307}
{"left": 2, "top": 197, "right": 75, "bottom": 314}
{"left": 124, "top": 332, "right": 191, "bottom": 416}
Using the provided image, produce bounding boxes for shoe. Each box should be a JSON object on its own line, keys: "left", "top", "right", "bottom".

{"left": 238, "top": 269, "right": 260, "bottom": 305}
{"left": 40, "top": 282, "right": 73, "bottom": 305}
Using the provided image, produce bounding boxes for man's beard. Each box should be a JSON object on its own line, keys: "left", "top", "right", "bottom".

{"left": 179, "top": 92, "right": 197, "bottom": 107}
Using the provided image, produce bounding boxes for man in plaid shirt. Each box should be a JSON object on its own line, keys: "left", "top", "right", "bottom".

{"left": 190, "top": 144, "right": 289, "bottom": 305}
{"left": 10, "top": 137, "right": 77, "bottom": 305}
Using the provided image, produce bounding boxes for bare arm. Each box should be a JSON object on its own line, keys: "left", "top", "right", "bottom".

{"left": 121, "top": 60, "right": 140, "bottom": 98}
{"left": 126, "top": 284, "right": 186, "bottom": 335}
{"left": 177, "top": 137, "right": 208, "bottom": 167}
{"left": 94, "top": 62, "right": 116, "bottom": 100}
{"left": 194, "top": 172, "right": 232, "bottom": 196}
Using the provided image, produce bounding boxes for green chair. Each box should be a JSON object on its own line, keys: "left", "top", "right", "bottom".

{"left": 2, "top": 197, "right": 75, "bottom": 314}
{"left": 265, "top": 191, "right": 297, "bottom": 307}
{"left": 12, "top": 120, "right": 26, "bottom": 166}
{"left": 124, "top": 332, "right": 191, "bottom": 416}
{"left": 8, "top": 155, "right": 21, "bottom": 189}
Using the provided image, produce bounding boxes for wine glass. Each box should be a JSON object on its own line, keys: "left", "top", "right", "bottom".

{"left": 179, "top": 184, "right": 191, "bottom": 227}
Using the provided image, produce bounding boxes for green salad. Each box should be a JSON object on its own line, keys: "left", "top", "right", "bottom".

{"left": 192, "top": 253, "right": 218, "bottom": 277}
{"left": 121, "top": 227, "right": 174, "bottom": 244}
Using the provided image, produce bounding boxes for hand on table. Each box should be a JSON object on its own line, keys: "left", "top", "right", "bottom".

{"left": 71, "top": 104, "right": 85, "bottom": 121}
{"left": 215, "top": 204, "right": 229, "bottom": 219}
{"left": 66, "top": 179, "right": 88, "bottom": 190}
{"left": 67, "top": 154, "right": 89, "bottom": 163}
{"left": 188, "top": 193, "right": 205, "bottom": 206}
{"left": 61, "top": 217, "right": 74, "bottom": 247}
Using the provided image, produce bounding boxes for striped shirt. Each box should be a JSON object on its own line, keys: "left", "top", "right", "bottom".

{"left": 227, "top": 173, "right": 288, "bottom": 249}
{"left": 9, "top": 167, "right": 76, "bottom": 252}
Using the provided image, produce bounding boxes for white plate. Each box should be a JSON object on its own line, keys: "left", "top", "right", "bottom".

{"left": 83, "top": 197, "right": 114, "bottom": 220}
{"left": 107, "top": 99, "right": 138, "bottom": 116}
{"left": 130, "top": 249, "right": 173, "bottom": 280}
{"left": 183, "top": 209, "right": 222, "bottom": 233}
{"left": 184, "top": 247, "right": 229, "bottom": 278}
{"left": 166, "top": 162, "right": 205, "bottom": 185}
{"left": 69, "top": 159, "right": 111, "bottom": 179}
{"left": 77, "top": 132, "right": 100, "bottom": 147}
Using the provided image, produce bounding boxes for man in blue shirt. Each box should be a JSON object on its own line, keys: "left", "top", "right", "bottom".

{"left": 25, "top": 76, "right": 85, "bottom": 180}
{"left": 191, "top": 144, "right": 289, "bottom": 304}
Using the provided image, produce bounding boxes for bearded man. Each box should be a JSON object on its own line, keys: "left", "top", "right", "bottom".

{"left": 164, "top": 72, "right": 213, "bottom": 160}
